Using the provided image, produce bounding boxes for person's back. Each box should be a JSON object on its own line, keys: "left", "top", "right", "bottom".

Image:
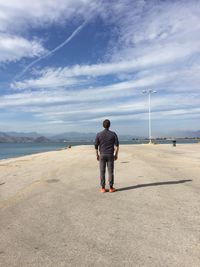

{"left": 95, "top": 119, "right": 119, "bottom": 193}
{"left": 96, "top": 129, "right": 118, "bottom": 155}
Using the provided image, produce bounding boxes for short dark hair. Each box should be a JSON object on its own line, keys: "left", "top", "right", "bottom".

{"left": 103, "top": 119, "right": 110, "bottom": 129}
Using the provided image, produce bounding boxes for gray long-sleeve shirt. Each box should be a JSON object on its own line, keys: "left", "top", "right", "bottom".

{"left": 95, "top": 129, "right": 119, "bottom": 155}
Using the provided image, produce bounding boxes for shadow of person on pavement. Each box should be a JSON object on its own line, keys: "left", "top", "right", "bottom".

{"left": 116, "top": 179, "right": 192, "bottom": 192}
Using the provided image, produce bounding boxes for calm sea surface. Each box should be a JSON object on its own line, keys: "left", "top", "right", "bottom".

{"left": 0, "top": 140, "right": 198, "bottom": 160}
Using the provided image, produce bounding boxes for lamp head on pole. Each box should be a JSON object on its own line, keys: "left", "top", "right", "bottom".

{"left": 142, "top": 89, "right": 157, "bottom": 95}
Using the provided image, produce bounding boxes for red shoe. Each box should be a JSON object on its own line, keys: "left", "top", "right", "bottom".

{"left": 100, "top": 188, "right": 106, "bottom": 193}
{"left": 109, "top": 187, "right": 116, "bottom": 193}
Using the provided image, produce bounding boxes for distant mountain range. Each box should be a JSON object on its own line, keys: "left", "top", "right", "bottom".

{"left": 0, "top": 130, "right": 199, "bottom": 143}
{"left": 1, "top": 131, "right": 42, "bottom": 138}
{"left": 170, "top": 130, "right": 200, "bottom": 138}
{"left": 51, "top": 132, "right": 96, "bottom": 141}
{"left": 0, "top": 132, "right": 50, "bottom": 143}
{"left": 52, "top": 132, "right": 136, "bottom": 141}
{"left": 0, "top": 131, "right": 133, "bottom": 143}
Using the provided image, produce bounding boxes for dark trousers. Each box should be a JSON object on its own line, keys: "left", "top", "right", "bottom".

{"left": 99, "top": 154, "right": 114, "bottom": 188}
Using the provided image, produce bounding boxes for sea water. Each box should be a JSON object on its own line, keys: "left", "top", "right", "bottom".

{"left": 0, "top": 140, "right": 198, "bottom": 160}
{"left": 0, "top": 142, "right": 91, "bottom": 160}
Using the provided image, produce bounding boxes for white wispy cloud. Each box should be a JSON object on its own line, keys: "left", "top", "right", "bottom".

{"left": 15, "top": 19, "right": 89, "bottom": 79}
{"left": 0, "top": 34, "right": 46, "bottom": 63}
{"left": 12, "top": 42, "right": 199, "bottom": 87}
{"left": 0, "top": 0, "right": 99, "bottom": 64}
{"left": 1, "top": 86, "right": 199, "bottom": 122}
{"left": 104, "top": 0, "right": 200, "bottom": 62}
{"left": 12, "top": 69, "right": 86, "bottom": 90}
{"left": 0, "top": 0, "right": 100, "bottom": 32}
{"left": 12, "top": 73, "right": 167, "bottom": 97}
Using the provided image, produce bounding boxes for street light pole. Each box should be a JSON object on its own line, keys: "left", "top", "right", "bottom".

{"left": 148, "top": 92, "right": 151, "bottom": 143}
{"left": 142, "top": 89, "right": 157, "bottom": 144}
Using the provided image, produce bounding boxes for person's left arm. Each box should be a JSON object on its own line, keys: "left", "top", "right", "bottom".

{"left": 94, "top": 134, "right": 100, "bottom": 161}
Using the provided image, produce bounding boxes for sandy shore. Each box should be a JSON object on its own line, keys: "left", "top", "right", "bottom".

{"left": 0, "top": 144, "right": 200, "bottom": 266}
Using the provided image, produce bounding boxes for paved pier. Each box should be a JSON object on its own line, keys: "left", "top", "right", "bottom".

{"left": 0, "top": 145, "right": 200, "bottom": 266}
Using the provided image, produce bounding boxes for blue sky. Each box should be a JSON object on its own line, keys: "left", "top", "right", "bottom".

{"left": 0, "top": 0, "right": 200, "bottom": 136}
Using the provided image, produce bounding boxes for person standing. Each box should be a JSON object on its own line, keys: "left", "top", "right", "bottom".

{"left": 95, "top": 119, "right": 119, "bottom": 193}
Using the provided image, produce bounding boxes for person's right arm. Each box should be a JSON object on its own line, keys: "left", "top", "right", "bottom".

{"left": 114, "top": 133, "right": 119, "bottom": 160}
{"left": 114, "top": 145, "right": 119, "bottom": 160}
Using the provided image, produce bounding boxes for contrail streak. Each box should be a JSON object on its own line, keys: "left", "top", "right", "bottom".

{"left": 15, "top": 20, "right": 88, "bottom": 80}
